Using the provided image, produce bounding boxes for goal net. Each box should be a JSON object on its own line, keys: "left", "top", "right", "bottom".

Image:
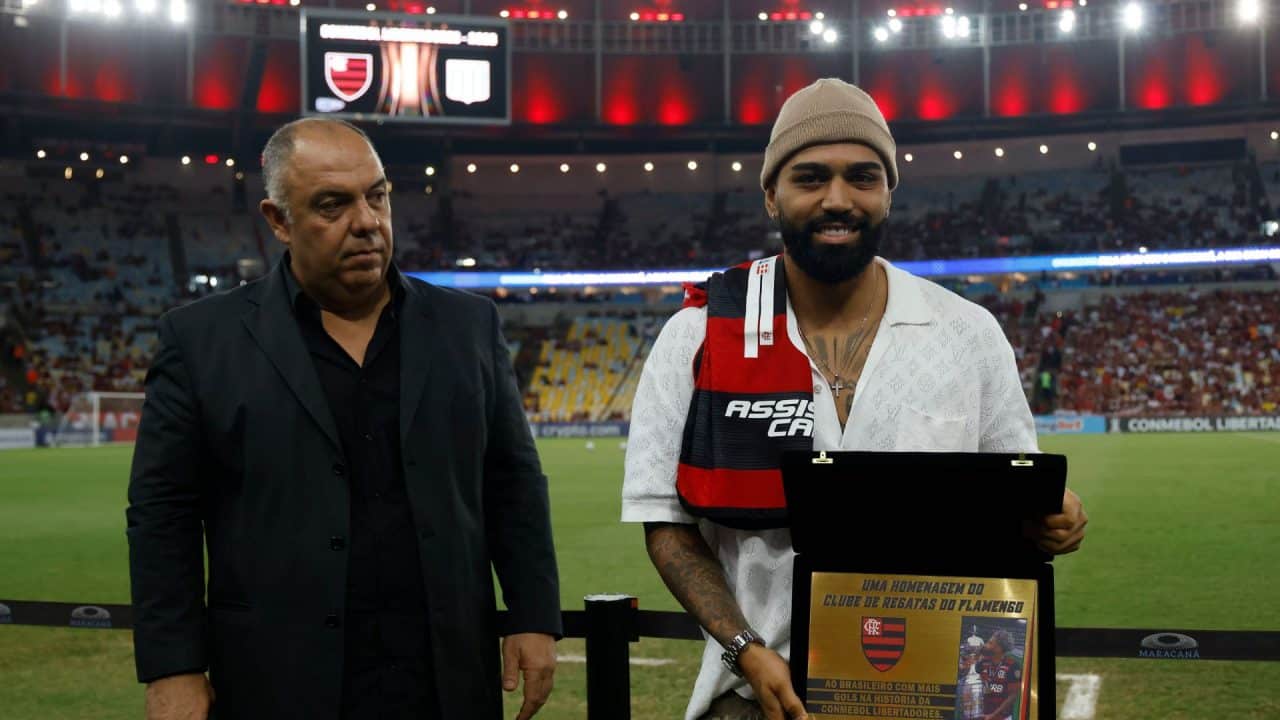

{"left": 53, "top": 392, "right": 145, "bottom": 447}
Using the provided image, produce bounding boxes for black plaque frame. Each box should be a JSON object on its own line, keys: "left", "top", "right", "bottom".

{"left": 782, "top": 450, "right": 1066, "bottom": 720}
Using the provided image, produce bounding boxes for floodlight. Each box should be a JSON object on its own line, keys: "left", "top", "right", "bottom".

{"left": 1123, "top": 2, "right": 1144, "bottom": 32}
{"left": 1059, "top": 8, "right": 1076, "bottom": 33}
{"left": 1237, "top": 0, "right": 1260, "bottom": 24}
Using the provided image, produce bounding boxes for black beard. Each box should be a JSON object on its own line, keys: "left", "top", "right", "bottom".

{"left": 777, "top": 209, "right": 885, "bottom": 285}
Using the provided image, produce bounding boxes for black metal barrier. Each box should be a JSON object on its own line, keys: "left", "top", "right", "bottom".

{"left": 5, "top": 596, "right": 1280, "bottom": 720}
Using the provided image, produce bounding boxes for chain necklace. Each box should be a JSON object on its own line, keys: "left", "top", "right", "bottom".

{"left": 796, "top": 268, "right": 881, "bottom": 398}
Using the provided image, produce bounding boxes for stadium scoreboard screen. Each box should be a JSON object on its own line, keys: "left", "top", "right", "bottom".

{"left": 301, "top": 9, "right": 510, "bottom": 125}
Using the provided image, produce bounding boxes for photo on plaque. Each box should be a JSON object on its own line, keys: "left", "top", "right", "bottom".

{"left": 954, "top": 617, "right": 1030, "bottom": 720}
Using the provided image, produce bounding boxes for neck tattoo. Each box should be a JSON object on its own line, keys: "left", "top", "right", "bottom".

{"left": 797, "top": 267, "right": 881, "bottom": 400}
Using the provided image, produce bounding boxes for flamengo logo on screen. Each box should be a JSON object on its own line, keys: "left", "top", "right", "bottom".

{"left": 1120, "top": 416, "right": 1280, "bottom": 433}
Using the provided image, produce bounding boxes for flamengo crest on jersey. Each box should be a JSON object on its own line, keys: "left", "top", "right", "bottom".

{"left": 675, "top": 256, "right": 816, "bottom": 529}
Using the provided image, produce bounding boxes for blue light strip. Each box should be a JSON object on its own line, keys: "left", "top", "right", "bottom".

{"left": 407, "top": 246, "right": 1280, "bottom": 289}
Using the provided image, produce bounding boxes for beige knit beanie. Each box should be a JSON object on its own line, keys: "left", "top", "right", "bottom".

{"left": 760, "top": 78, "right": 898, "bottom": 191}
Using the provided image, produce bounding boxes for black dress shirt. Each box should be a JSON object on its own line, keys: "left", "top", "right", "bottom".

{"left": 283, "top": 258, "right": 438, "bottom": 719}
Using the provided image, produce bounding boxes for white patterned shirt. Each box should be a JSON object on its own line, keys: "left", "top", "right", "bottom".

{"left": 620, "top": 257, "right": 1039, "bottom": 720}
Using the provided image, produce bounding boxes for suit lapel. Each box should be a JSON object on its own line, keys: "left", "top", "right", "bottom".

{"left": 398, "top": 276, "right": 436, "bottom": 446}
{"left": 242, "top": 262, "right": 342, "bottom": 452}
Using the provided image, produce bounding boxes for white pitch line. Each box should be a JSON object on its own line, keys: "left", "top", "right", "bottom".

{"left": 557, "top": 654, "right": 676, "bottom": 667}
{"left": 1238, "top": 433, "right": 1280, "bottom": 445}
{"left": 1057, "top": 673, "right": 1102, "bottom": 720}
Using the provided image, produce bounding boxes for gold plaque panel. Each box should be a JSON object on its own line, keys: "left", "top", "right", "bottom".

{"left": 806, "top": 573, "right": 1038, "bottom": 720}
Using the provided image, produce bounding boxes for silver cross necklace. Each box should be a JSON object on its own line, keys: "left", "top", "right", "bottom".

{"left": 795, "top": 268, "right": 881, "bottom": 399}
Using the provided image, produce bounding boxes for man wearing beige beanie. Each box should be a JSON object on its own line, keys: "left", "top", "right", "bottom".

{"left": 622, "top": 78, "right": 1088, "bottom": 720}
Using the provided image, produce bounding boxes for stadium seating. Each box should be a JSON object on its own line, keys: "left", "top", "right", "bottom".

{"left": 2, "top": 159, "right": 1277, "bottom": 419}
{"left": 524, "top": 314, "right": 660, "bottom": 422}
{"left": 414, "top": 161, "right": 1271, "bottom": 270}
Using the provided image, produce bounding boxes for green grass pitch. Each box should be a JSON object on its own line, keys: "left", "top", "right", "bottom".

{"left": 1, "top": 433, "right": 1278, "bottom": 719}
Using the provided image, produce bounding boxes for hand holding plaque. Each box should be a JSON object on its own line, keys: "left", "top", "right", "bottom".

{"left": 739, "top": 643, "right": 811, "bottom": 720}
{"left": 1023, "top": 488, "right": 1087, "bottom": 555}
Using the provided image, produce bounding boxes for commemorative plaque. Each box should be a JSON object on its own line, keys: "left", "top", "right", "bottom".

{"left": 783, "top": 451, "right": 1065, "bottom": 720}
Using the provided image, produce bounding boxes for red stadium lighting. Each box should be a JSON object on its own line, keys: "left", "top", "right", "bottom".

{"left": 753, "top": 7, "right": 823, "bottom": 22}
{"left": 889, "top": 5, "right": 953, "bottom": 18}
{"left": 204, "top": 154, "right": 219, "bottom": 165}
{"left": 630, "top": 8, "right": 682, "bottom": 22}
{"left": 504, "top": 7, "right": 569, "bottom": 20}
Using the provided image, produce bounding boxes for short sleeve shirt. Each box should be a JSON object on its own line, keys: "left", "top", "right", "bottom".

{"left": 620, "top": 258, "right": 1039, "bottom": 720}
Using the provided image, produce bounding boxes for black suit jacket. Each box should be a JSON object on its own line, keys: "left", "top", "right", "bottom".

{"left": 126, "top": 261, "right": 561, "bottom": 719}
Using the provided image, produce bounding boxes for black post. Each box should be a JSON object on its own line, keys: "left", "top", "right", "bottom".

{"left": 584, "top": 594, "right": 635, "bottom": 720}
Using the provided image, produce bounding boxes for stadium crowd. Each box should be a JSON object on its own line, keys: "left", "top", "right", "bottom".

{"left": 997, "top": 287, "right": 1280, "bottom": 417}
{"left": 2, "top": 161, "right": 1277, "bottom": 421}
{"left": 412, "top": 164, "right": 1271, "bottom": 270}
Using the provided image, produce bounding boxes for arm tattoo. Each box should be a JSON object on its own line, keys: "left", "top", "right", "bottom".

{"left": 644, "top": 522, "right": 750, "bottom": 648}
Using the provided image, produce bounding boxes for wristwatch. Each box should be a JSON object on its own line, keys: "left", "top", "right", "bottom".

{"left": 721, "top": 629, "right": 766, "bottom": 677}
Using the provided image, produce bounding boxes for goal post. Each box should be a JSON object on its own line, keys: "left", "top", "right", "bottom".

{"left": 54, "top": 391, "right": 146, "bottom": 447}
